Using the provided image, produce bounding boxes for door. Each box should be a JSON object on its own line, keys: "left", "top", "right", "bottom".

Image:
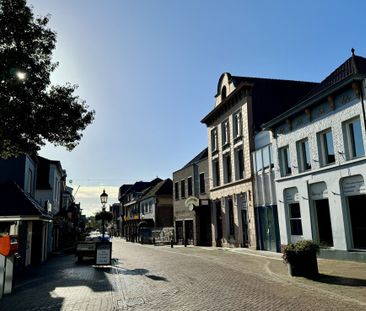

{"left": 348, "top": 195, "right": 366, "bottom": 249}
{"left": 241, "top": 209, "right": 249, "bottom": 247}
{"left": 175, "top": 221, "right": 183, "bottom": 244}
{"left": 315, "top": 199, "right": 333, "bottom": 247}
{"left": 184, "top": 220, "right": 194, "bottom": 245}
{"left": 215, "top": 201, "right": 223, "bottom": 246}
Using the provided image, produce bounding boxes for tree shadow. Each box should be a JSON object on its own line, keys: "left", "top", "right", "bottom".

{"left": 315, "top": 274, "right": 366, "bottom": 287}
{"left": 110, "top": 265, "right": 168, "bottom": 281}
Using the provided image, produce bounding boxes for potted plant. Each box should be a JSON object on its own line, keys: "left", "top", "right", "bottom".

{"left": 282, "top": 240, "right": 319, "bottom": 278}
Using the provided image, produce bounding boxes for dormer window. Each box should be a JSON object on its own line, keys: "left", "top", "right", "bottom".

{"left": 221, "top": 86, "right": 227, "bottom": 100}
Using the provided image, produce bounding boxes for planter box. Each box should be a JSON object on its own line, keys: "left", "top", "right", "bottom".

{"left": 287, "top": 251, "right": 318, "bottom": 278}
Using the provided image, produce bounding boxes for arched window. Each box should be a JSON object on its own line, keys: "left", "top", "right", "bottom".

{"left": 221, "top": 86, "right": 227, "bottom": 100}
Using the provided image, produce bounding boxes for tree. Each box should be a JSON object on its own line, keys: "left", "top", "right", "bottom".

{"left": 0, "top": 0, "right": 95, "bottom": 158}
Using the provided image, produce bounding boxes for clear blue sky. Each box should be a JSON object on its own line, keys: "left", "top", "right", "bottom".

{"left": 28, "top": 0, "right": 366, "bottom": 215}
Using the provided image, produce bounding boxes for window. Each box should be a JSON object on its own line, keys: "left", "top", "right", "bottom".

{"left": 235, "top": 148, "right": 244, "bottom": 180}
{"left": 255, "top": 150, "right": 263, "bottom": 172}
{"left": 180, "top": 180, "right": 186, "bottom": 198}
{"left": 228, "top": 199, "right": 235, "bottom": 235}
{"left": 233, "top": 111, "right": 242, "bottom": 138}
{"left": 297, "top": 139, "right": 311, "bottom": 172}
{"left": 199, "top": 173, "right": 205, "bottom": 194}
{"left": 343, "top": 117, "right": 365, "bottom": 159}
{"left": 211, "top": 128, "right": 218, "bottom": 152}
{"left": 289, "top": 203, "right": 303, "bottom": 235}
{"left": 221, "top": 86, "right": 227, "bottom": 99}
{"left": 26, "top": 168, "right": 33, "bottom": 195}
{"left": 174, "top": 182, "right": 179, "bottom": 200}
{"left": 223, "top": 154, "right": 232, "bottom": 183}
{"left": 187, "top": 177, "right": 193, "bottom": 196}
{"left": 213, "top": 160, "right": 220, "bottom": 187}
{"left": 222, "top": 120, "right": 230, "bottom": 146}
{"left": 279, "top": 146, "right": 291, "bottom": 176}
{"left": 318, "top": 129, "right": 335, "bottom": 166}
{"left": 263, "top": 145, "right": 272, "bottom": 169}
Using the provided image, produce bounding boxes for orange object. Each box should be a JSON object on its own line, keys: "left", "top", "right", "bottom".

{"left": 0, "top": 235, "right": 18, "bottom": 256}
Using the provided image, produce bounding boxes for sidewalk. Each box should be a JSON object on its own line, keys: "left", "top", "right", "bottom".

{"left": 225, "top": 247, "right": 366, "bottom": 307}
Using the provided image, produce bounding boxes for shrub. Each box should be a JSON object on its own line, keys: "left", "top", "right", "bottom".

{"left": 282, "top": 240, "right": 319, "bottom": 264}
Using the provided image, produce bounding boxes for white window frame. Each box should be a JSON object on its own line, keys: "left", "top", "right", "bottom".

{"left": 318, "top": 128, "right": 335, "bottom": 166}
{"left": 233, "top": 111, "right": 242, "bottom": 138}
{"left": 221, "top": 119, "right": 230, "bottom": 146}
{"left": 343, "top": 117, "right": 365, "bottom": 160}
{"left": 211, "top": 128, "right": 218, "bottom": 152}
{"left": 296, "top": 138, "right": 311, "bottom": 172}
{"left": 279, "top": 146, "right": 291, "bottom": 177}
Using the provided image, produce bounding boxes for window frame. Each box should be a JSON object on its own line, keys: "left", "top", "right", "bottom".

{"left": 199, "top": 173, "right": 205, "bottom": 194}
{"left": 211, "top": 127, "right": 218, "bottom": 152}
{"left": 289, "top": 202, "right": 303, "bottom": 236}
{"left": 174, "top": 182, "right": 179, "bottom": 200}
{"left": 343, "top": 117, "right": 365, "bottom": 160}
{"left": 279, "top": 146, "right": 292, "bottom": 177}
{"left": 221, "top": 119, "right": 230, "bottom": 146}
{"left": 296, "top": 138, "right": 311, "bottom": 172}
{"left": 233, "top": 111, "right": 242, "bottom": 138}
{"left": 223, "top": 154, "right": 232, "bottom": 184}
{"left": 180, "top": 180, "right": 186, "bottom": 199}
{"left": 318, "top": 128, "right": 335, "bottom": 166}
{"left": 187, "top": 176, "right": 193, "bottom": 196}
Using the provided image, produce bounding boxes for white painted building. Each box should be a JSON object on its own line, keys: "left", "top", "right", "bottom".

{"left": 263, "top": 51, "right": 366, "bottom": 260}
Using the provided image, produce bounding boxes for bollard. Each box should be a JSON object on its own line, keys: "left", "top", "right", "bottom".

{"left": 153, "top": 238, "right": 155, "bottom": 245}
{"left": 184, "top": 238, "right": 187, "bottom": 247}
{"left": 170, "top": 239, "right": 174, "bottom": 248}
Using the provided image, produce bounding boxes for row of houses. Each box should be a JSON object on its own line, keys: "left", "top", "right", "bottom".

{"left": 0, "top": 155, "right": 83, "bottom": 269}
{"left": 116, "top": 50, "right": 366, "bottom": 261}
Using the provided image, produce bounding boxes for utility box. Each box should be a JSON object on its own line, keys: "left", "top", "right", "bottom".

{"left": 0, "top": 235, "right": 18, "bottom": 257}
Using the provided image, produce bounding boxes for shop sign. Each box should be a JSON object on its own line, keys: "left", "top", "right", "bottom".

{"left": 185, "top": 196, "right": 199, "bottom": 211}
{"left": 342, "top": 175, "right": 366, "bottom": 196}
{"left": 96, "top": 243, "right": 111, "bottom": 265}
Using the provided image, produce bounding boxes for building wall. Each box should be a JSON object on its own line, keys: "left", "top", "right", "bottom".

{"left": 207, "top": 88, "right": 256, "bottom": 248}
{"left": 272, "top": 83, "right": 366, "bottom": 253}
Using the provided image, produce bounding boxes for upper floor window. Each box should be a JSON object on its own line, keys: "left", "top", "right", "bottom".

{"left": 174, "top": 182, "right": 179, "bottom": 200}
{"left": 222, "top": 120, "right": 230, "bottom": 146}
{"left": 343, "top": 117, "right": 365, "bottom": 159}
{"left": 235, "top": 148, "right": 244, "bottom": 180}
{"left": 297, "top": 138, "right": 311, "bottom": 172}
{"left": 221, "top": 86, "right": 227, "bottom": 100}
{"left": 180, "top": 180, "right": 186, "bottom": 199}
{"left": 212, "top": 159, "right": 220, "bottom": 187}
{"left": 233, "top": 111, "right": 242, "bottom": 138}
{"left": 223, "top": 154, "right": 232, "bottom": 184}
{"left": 187, "top": 177, "right": 193, "bottom": 196}
{"left": 199, "top": 173, "right": 205, "bottom": 194}
{"left": 211, "top": 128, "right": 218, "bottom": 152}
{"left": 318, "top": 129, "right": 335, "bottom": 166}
{"left": 279, "top": 146, "right": 291, "bottom": 177}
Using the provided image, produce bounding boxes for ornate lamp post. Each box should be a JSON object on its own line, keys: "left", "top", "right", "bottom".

{"left": 100, "top": 189, "right": 108, "bottom": 241}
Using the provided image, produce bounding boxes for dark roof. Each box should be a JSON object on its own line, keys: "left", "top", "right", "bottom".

{"left": 300, "top": 53, "right": 366, "bottom": 102}
{"left": 201, "top": 76, "right": 318, "bottom": 131}
{"left": 181, "top": 148, "right": 208, "bottom": 170}
{"left": 263, "top": 51, "right": 366, "bottom": 129}
{"left": 141, "top": 179, "right": 173, "bottom": 200}
{"left": 121, "top": 178, "right": 163, "bottom": 197}
{"left": 0, "top": 181, "right": 51, "bottom": 218}
{"left": 118, "top": 184, "right": 133, "bottom": 200}
{"left": 36, "top": 156, "right": 63, "bottom": 190}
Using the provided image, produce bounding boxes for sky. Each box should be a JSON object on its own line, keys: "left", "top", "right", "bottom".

{"left": 27, "top": 0, "right": 366, "bottom": 216}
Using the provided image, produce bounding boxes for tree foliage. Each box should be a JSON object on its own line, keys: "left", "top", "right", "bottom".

{"left": 95, "top": 210, "right": 113, "bottom": 222}
{"left": 0, "top": 0, "right": 95, "bottom": 157}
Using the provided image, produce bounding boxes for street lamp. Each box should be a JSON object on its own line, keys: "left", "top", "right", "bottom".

{"left": 100, "top": 189, "right": 108, "bottom": 241}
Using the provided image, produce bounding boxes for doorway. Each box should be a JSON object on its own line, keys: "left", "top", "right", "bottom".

{"left": 175, "top": 221, "right": 183, "bottom": 244}
{"left": 314, "top": 199, "right": 333, "bottom": 247}
{"left": 257, "top": 206, "right": 280, "bottom": 252}
{"left": 215, "top": 201, "right": 223, "bottom": 246}
{"left": 184, "top": 220, "right": 194, "bottom": 245}
{"left": 241, "top": 209, "right": 249, "bottom": 247}
{"left": 348, "top": 195, "right": 366, "bottom": 249}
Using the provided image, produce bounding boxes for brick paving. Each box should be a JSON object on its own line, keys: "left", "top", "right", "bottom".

{"left": 1, "top": 239, "right": 366, "bottom": 310}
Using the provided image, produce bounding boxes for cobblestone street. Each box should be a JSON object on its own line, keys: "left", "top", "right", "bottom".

{"left": 1, "top": 239, "right": 366, "bottom": 310}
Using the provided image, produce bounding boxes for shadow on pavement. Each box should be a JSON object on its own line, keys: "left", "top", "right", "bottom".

{"left": 316, "top": 274, "right": 366, "bottom": 287}
{"left": 0, "top": 254, "right": 116, "bottom": 311}
{"left": 111, "top": 265, "right": 168, "bottom": 281}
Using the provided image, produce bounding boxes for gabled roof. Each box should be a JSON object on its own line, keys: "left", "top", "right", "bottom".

{"left": 141, "top": 178, "right": 173, "bottom": 201}
{"left": 119, "top": 178, "right": 163, "bottom": 200}
{"left": 118, "top": 184, "right": 133, "bottom": 200}
{"left": 201, "top": 76, "right": 318, "bottom": 131}
{"left": 0, "top": 181, "right": 51, "bottom": 219}
{"left": 263, "top": 50, "right": 366, "bottom": 129}
{"left": 181, "top": 148, "right": 208, "bottom": 170}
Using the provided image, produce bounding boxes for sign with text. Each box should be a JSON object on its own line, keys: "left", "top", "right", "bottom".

{"left": 96, "top": 243, "right": 111, "bottom": 265}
